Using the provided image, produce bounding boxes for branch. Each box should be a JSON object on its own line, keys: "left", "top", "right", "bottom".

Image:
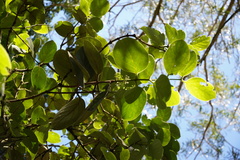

{"left": 67, "top": 127, "right": 97, "bottom": 160}
{"left": 199, "top": 0, "right": 237, "bottom": 63}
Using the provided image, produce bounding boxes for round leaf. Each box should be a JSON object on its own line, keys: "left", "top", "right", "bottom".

{"left": 39, "top": 40, "right": 57, "bottom": 63}
{"left": 113, "top": 38, "right": 149, "bottom": 74}
{"left": 138, "top": 54, "right": 155, "bottom": 82}
{"left": 163, "top": 40, "right": 190, "bottom": 75}
{"left": 121, "top": 87, "right": 147, "bottom": 121}
{"left": 31, "top": 66, "right": 47, "bottom": 89}
{"left": 55, "top": 21, "right": 74, "bottom": 37}
{"left": 91, "top": 0, "right": 110, "bottom": 17}
{"left": 0, "top": 44, "right": 12, "bottom": 76}
{"left": 47, "top": 131, "right": 61, "bottom": 143}
{"left": 184, "top": 77, "right": 216, "bottom": 101}
{"left": 189, "top": 35, "right": 211, "bottom": 51}
{"left": 51, "top": 98, "right": 85, "bottom": 130}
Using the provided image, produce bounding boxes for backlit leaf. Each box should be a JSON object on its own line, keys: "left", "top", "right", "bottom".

{"left": 166, "top": 87, "right": 180, "bottom": 106}
{"left": 178, "top": 50, "right": 198, "bottom": 77}
{"left": 51, "top": 98, "right": 85, "bottom": 130}
{"left": 32, "top": 24, "right": 49, "bottom": 34}
{"left": 189, "top": 35, "right": 211, "bottom": 51}
{"left": 113, "top": 38, "right": 149, "bottom": 74}
{"left": 121, "top": 87, "right": 146, "bottom": 121}
{"left": 13, "top": 33, "right": 30, "bottom": 51}
{"left": 163, "top": 40, "right": 190, "bottom": 75}
{"left": 47, "top": 131, "right": 61, "bottom": 143}
{"left": 91, "top": 0, "right": 110, "bottom": 17}
{"left": 138, "top": 55, "right": 155, "bottom": 83}
{"left": 184, "top": 77, "right": 216, "bottom": 101}
{"left": 141, "top": 26, "right": 165, "bottom": 46}
{"left": 120, "top": 149, "right": 130, "bottom": 160}
{"left": 165, "top": 24, "right": 185, "bottom": 44}
{"left": 39, "top": 41, "right": 57, "bottom": 63}
{"left": 31, "top": 106, "right": 48, "bottom": 125}
{"left": 31, "top": 66, "right": 47, "bottom": 89}
{"left": 0, "top": 44, "right": 12, "bottom": 76}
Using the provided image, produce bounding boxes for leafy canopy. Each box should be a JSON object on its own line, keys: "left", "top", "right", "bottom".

{"left": 0, "top": 0, "right": 214, "bottom": 159}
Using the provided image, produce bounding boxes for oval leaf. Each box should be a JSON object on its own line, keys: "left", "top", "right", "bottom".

{"left": 154, "top": 75, "right": 171, "bottom": 109}
{"left": 138, "top": 55, "right": 155, "bottom": 83}
{"left": 55, "top": 21, "right": 74, "bottom": 37}
{"left": 0, "top": 44, "right": 12, "bottom": 76}
{"left": 189, "top": 35, "right": 211, "bottom": 51}
{"left": 39, "top": 40, "right": 57, "bottom": 63}
{"left": 184, "top": 77, "right": 216, "bottom": 101}
{"left": 113, "top": 38, "right": 149, "bottom": 74}
{"left": 165, "top": 24, "right": 185, "bottom": 44}
{"left": 178, "top": 50, "right": 198, "bottom": 77}
{"left": 91, "top": 0, "right": 110, "bottom": 17}
{"left": 121, "top": 87, "right": 146, "bottom": 121}
{"left": 163, "top": 40, "right": 190, "bottom": 75}
{"left": 47, "top": 131, "right": 61, "bottom": 143}
{"left": 51, "top": 98, "right": 85, "bottom": 130}
{"left": 31, "top": 66, "right": 47, "bottom": 89}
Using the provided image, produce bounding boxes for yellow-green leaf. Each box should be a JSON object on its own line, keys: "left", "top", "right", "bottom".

{"left": 184, "top": 77, "right": 216, "bottom": 101}
{"left": 166, "top": 87, "right": 180, "bottom": 106}
{"left": 0, "top": 44, "right": 12, "bottom": 76}
{"left": 47, "top": 131, "right": 61, "bottom": 143}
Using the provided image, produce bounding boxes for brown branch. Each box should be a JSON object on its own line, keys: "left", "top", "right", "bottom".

{"left": 199, "top": 0, "right": 237, "bottom": 63}
{"left": 67, "top": 127, "right": 97, "bottom": 160}
{"left": 169, "top": 0, "right": 184, "bottom": 25}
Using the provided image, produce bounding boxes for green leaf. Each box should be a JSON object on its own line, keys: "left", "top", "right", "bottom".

{"left": 189, "top": 35, "right": 211, "bottom": 51}
{"left": 53, "top": 50, "right": 83, "bottom": 86}
{"left": 71, "top": 6, "right": 87, "bottom": 23}
{"left": 120, "top": 149, "right": 130, "bottom": 160}
{"left": 178, "top": 50, "right": 198, "bottom": 77}
{"left": 13, "top": 33, "right": 30, "bottom": 51}
{"left": 184, "top": 77, "right": 216, "bottom": 101}
{"left": 100, "top": 147, "right": 117, "bottom": 160}
{"left": 31, "top": 106, "right": 48, "bottom": 125}
{"left": 138, "top": 55, "right": 155, "bottom": 83}
{"left": 157, "top": 107, "right": 172, "bottom": 121}
{"left": 91, "top": 0, "right": 110, "bottom": 17}
{"left": 76, "top": 89, "right": 108, "bottom": 123}
{"left": 165, "top": 24, "right": 185, "bottom": 44}
{"left": 141, "top": 26, "right": 165, "bottom": 46}
{"left": 21, "top": 129, "right": 39, "bottom": 157}
{"left": 47, "top": 131, "right": 61, "bottom": 143}
{"left": 89, "top": 17, "right": 103, "bottom": 32}
{"left": 79, "top": 0, "right": 91, "bottom": 16}
{"left": 169, "top": 123, "right": 181, "bottom": 139}
{"left": 0, "top": 44, "right": 12, "bottom": 76}
{"left": 121, "top": 87, "right": 146, "bottom": 121}
{"left": 51, "top": 98, "right": 86, "bottom": 130}
{"left": 128, "top": 128, "right": 148, "bottom": 145}
{"left": 35, "top": 126, "right": 48, "bottom": 144}
{"left": 31, "top": 66, "right": 47, "bottom": 89}
{"left": 38, "top": 40, "right": 57, "bottom": 63}
{"left": 84, "top": 40, "right": 103, "bottom": 74}
{"left": 163, "top": 40, "right": 190, "bottom": 75}
{"left": 148, "top": 139, "right": 163, "bottom": 160}
{"left": 166, "top": 87, "right": 180, "bottom": 106}
{"left": 32, "top": 24, "right": 49, "bottom": 34}
{"left": 113, "top": 38, "right": 149, "bottom": 74}
{"left": 154, "top": 75, "right": 171, "bottom": 109}
{"left": 55, "top": 21, "right": 74, "bottom": 37}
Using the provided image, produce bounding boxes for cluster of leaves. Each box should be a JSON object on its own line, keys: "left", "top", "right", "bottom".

{"left": 0, "top": 0, "right": 216, "bottom": 159}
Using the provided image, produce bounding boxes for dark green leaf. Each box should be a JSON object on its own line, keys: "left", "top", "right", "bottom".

{"left": 157, "top": 107, "right": 172, "bottom": 121}
{"left": 148, "top": 139, "right": 163, "bottom": 160}
{"left": 100, "top": 147, "right": 117, "bottom": 160}
{"left": 154, "top": 75, "right": 171, "bottom": 109}
{"left": 84, "top": 40, "right": 103, "bottom": 74}
{"left": 31, "top": 105, "right": 48, "bottom": 125}
{"left": 21, "top": 129, "right": 39, "bottom": 156}
{"left": 51, "top": 98, "right": 86, "bottom": 130}
{"left": 55, "top": 21, "right": 74, "bottom": 37}
{"left": 89, "top": 17, "right": 103, "bottom": 32}
{"left": 120, "top": 149, "right": 130, "bottom": 160}
{"left": 38, "top": 41, "right": 57, "bottom": 63}
{"left": 113, "top": 38, "right": 149, "bottom": 74}
{"left": 169, "top": 123, "right": 181, "bottom": 139}
{"left": 31, "top": 66, "right": 47, "bottom": 89}
{"left": 163, "top": 40, "right": 190, "bottom": 75}
{"left": 91, "top": 0, "right": 110, "bottom": 17}
{"left": 121, "top": 87, "right": 146, "bottom": 121}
